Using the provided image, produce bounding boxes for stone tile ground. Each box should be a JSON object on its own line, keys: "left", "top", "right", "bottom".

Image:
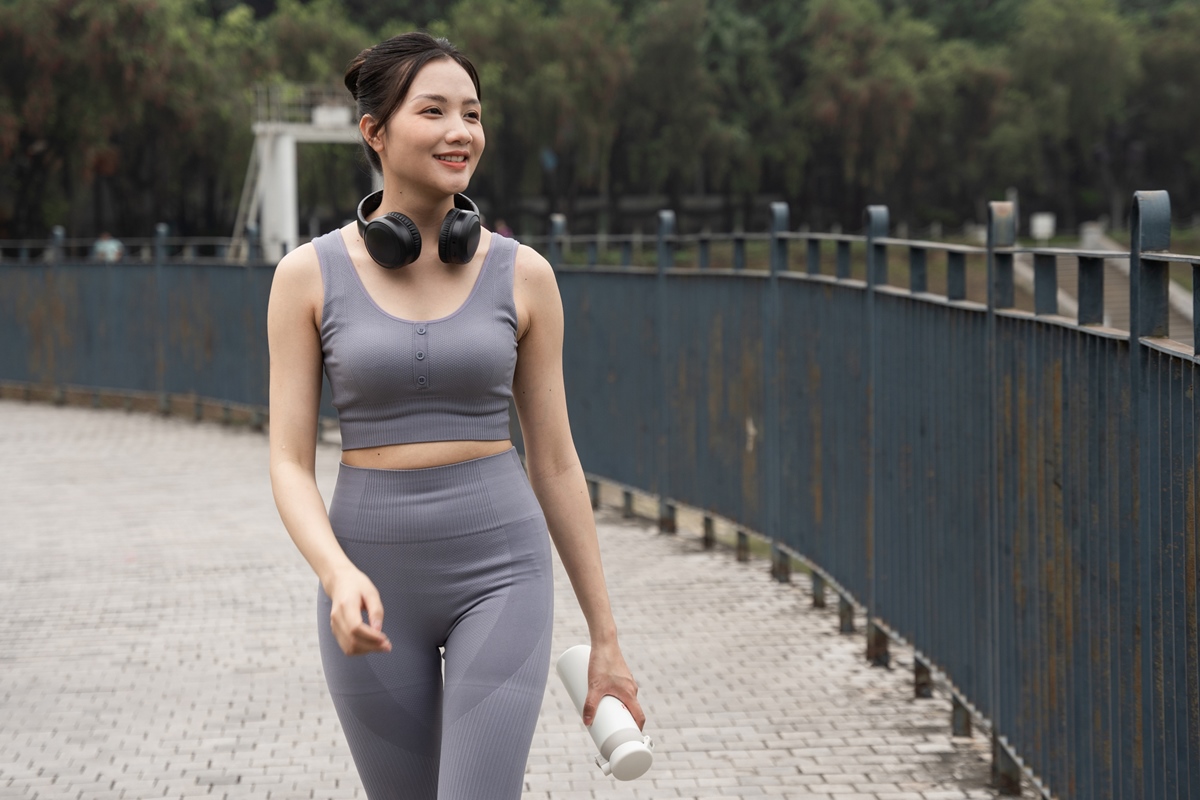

{"left": 0, "top": 401, "right": 1011, "bottom": 799}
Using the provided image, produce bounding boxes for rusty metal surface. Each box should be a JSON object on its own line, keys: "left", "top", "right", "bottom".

{"left": 663, "top": 272, "right": 770, "bottom": 533}
{"left": 555, "top": 269, "right": 661, "bottom": 494}
{"left": 0, "top": 257, "right": 328, "bottom": 417}
{"left": 873, "top": 292, "right": 992, "bottom": 718}
{"left": 777, "top": 276, "right": 870, "bottom": 600}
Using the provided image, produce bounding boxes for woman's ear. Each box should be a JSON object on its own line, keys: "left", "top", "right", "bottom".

{"left": 359, "top": 115, "right": 383, "bottom": 152}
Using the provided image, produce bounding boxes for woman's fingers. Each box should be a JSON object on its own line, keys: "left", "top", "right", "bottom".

{"left": 365, "top": 588, "right": 385, "bottom": 632}
{"left": 583, "top": 683, "right": 645, "bottom": 730}
{"left": 351, "top": 621, "right": 392, "bottom": 652}
{"left": 329, "top": 578, "right": 391, "bottom": 655}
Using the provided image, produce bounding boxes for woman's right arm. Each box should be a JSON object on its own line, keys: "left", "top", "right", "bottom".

{"left": 266, "top": 245, "right": 391, "bottom": 656}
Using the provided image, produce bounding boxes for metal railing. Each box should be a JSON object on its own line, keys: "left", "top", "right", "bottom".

{"left": 538, "top": 193, "right": 1197, "bottom": 800}
{"left": 0, "top": 227, "right": 263, "bottom": 266}
{"left": 1, "top": 193, "right": 1197, "bottom": 799}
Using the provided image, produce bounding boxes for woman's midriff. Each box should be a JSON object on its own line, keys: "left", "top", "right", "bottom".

{"left": 340, "top": 439, "right": 514, "bottom": 470}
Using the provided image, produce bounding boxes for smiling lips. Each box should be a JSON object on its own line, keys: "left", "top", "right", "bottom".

{"left": 435, "top": 153, "right": 469, "bottom": 169}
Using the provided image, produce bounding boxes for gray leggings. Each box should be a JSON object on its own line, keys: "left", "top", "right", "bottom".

{"left": 318, "top": 448, "right": 554, "bottom": 800}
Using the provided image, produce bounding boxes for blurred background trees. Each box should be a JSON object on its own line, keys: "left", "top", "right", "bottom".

{"left": 1, "top": 0, "right": 1198, "bottom": 240}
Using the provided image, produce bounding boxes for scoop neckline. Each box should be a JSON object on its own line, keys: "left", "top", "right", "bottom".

{"left": 335, "top": 229, "right": 498, "bottom": 325}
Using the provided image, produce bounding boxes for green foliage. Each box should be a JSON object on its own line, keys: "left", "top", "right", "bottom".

{"left": 3, "top": 0, "right": 1200, "bottom": 238}
{"left": 885, "top": 0, "right": 1024, "bottom": 42}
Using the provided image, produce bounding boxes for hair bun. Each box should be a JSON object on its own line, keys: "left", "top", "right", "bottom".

{"left": 344, "top": 49, "right": 370, "bottom": 99}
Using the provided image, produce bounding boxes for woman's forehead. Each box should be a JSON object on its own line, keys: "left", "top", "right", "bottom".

{"left": 407, "top": 59, "right": 478, "bottom": 102}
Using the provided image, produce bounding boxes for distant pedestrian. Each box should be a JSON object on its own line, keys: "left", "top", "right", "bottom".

{"left": 91, "top": 232, "right": 124, "bottom": 262}
{"left": 265, "top": 31, "right": 644, "bottom": 800}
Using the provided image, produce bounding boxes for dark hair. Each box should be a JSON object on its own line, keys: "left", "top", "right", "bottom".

{"left": 344, "top": 32, "right": 482, "bottom": 174}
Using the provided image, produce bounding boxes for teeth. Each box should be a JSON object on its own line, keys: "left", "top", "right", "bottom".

{"left": 437, "top": 155, "right": 466, "bottom": 162}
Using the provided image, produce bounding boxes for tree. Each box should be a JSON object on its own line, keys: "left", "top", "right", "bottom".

{"left": 0, "top": 0, "right": 254, "bottom": 237}
{"left": 1008, "top": 0, "right": 1139, "bottom": 225}
{"left": 797, "top": 0, "right": 932, "bottom": 223}
{"left": 613, "top": 0, "right": 716, "bottom": 224}
{"left": 1127, "top": 2, "right": 1200, "bottom": 218}
{"left": 700, "top": 0, "right": 785, "bottom": 223}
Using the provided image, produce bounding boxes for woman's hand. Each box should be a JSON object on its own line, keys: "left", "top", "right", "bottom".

{"left": 583, "top": 641, "right": 645, "bottom": 730}
{"left": 325, "top": 566, "right": 392, "bottom": 656}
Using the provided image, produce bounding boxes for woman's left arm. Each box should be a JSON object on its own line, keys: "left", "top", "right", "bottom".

{"left": 511, "top": 244, "right": 645, "bottom": 730}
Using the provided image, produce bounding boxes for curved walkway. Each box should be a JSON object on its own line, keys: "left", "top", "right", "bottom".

{"left": 0, "top": 401, "right": 1007, "bottom": 800}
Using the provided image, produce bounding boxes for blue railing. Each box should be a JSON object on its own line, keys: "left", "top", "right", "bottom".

{"left": 1, "top": 193, "right": 1196, "bottom": 799}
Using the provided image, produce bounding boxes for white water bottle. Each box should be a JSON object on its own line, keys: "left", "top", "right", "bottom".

{"left": 555, "top": 644, "right": 654, "bottom": 780}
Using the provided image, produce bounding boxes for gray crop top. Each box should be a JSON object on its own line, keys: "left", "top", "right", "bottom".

{"left": 312, "top": 229, "right": 518, "bottom": 450}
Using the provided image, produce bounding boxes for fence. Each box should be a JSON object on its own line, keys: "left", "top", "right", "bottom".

{"left": 542, "top": 191, "right": 1197, "bottom": 800}
{"left": 0, "top": 192, "right": 1196, "bottom": 799}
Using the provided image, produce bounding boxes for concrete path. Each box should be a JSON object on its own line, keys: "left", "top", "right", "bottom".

{"left": 0, "top": 401, "right": 1010, "bottom": 800}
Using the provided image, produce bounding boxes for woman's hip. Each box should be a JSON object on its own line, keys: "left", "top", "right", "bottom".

{"left": 328, "top": 447, "right": 546, "bottom": 545}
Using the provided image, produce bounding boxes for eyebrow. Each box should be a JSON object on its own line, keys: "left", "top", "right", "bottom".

{"left": 411, "top": 93, "right": 480, "bottom": 106}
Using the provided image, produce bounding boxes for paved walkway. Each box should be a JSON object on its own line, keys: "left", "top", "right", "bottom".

{"left": 0, "top": 401, "right": 1008, "bottom": 800}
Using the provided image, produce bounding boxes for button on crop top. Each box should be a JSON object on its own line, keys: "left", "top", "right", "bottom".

{"left": 311, "top": 229, "right": 518, "bottom": 449}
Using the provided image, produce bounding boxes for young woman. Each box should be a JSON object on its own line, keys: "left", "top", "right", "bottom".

{"left": 266, "top": 31, "right": 645, "bottom": 800}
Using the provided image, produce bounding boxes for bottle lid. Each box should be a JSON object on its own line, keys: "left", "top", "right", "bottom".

{"left": 605, "top": 737, "right": 654, "bottom": 781}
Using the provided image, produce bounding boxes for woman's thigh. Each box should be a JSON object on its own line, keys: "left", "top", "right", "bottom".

{"left": 436, "top": 514, "right": 555, "bottom": 800}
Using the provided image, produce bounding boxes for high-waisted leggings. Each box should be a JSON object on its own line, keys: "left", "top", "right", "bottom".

{"left": 317, "top": 448, "right": 554, "bottom": 800}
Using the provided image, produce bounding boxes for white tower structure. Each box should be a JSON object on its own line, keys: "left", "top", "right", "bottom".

{"left": 230, "top": 84, "right": 372, "bottom": 262}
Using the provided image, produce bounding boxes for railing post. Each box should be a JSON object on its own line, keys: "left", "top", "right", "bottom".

{"left": 50, "top": 225, "right": 65, "bottom": 263}
{"left": 766, "top": 202, "right": 787, "bottom": 580}
{"left": 1033, "top": 252, "right": 1058, "bottom": 315}
{"left": 698, "top": 230, "right": 710, "bottom": 269}
{"left": 548, "top": 213, "right": 566, "bottom": 268}
{"left": 952, "top": 696, "right": 973, "bottom": 737}
{"left": 865, "top": 205, "right": 889, "bottom": 668}
{"left": 836, "top": 240, "right": 851, "bottom": 279}
{"left": 656, "top": 210, "right": 676, "bottom": 533}
{"left": 736, "top": 530, "right": 750, "bottom": 562}
{"left": 989, "top": 204, "right": 1016, "bottom": 310}
{"left": 947, "top": 250, "right": 966, "bottom": 300}
{"left": 1195, "top": 261, "right": 1200, "bottom": 345}
{"left": 986, "top": 200, "right": 1016, "bottom": 793}
{"left": 587, "top": 478, "right": 599, "bottom": 509}
{"left": 771, "top": 543, "right": 791, "bottom": 583}
{"left": 154, "top": 222, "right": 169, "bottom": 415}
{"left": 806, "top": 239, "right": 821, "bottom": 275}
{"left": 733, "top": 232, "right": 745, "bottom": 270}
{"left": 702, "top": 515, "right": 715, "bottom": 550}
{"left": 914, "top": 656, "right": 933, "bottom": 698}
{"left": 1129, "top": 189, "right": 1170, "bottom": 800}
{"left": 1077, "top": 256, "right": 1104, "bottom": 325}
{"left": 993, "top": 736, "right": 1021, "bottom": 795}
{"left": 812, "top": 572, "right": 826, "bottom": 608}
{"left": 838, "top": 594, "right": 855, "bottom": 633}
{"left": 909, "top": 246, "right": 927, "bottom": 293}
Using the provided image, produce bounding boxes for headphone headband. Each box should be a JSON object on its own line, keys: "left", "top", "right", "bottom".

{"left": 355, "top": 191, "right": 481, "bottom": 269}
{"left": 355, "top": 191, "right": 480, "bottom": 239}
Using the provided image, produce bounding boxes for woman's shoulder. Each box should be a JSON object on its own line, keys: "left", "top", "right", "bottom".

{"left": 270, "top": 235, "right": 327, "bottom": 308}
{"left": 510, "top": 236, "right": 556, "bottom": 291}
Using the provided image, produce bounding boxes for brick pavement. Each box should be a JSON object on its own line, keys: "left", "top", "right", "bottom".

{"left": 0, "top": 400, "right": 1010, "bottom": 799}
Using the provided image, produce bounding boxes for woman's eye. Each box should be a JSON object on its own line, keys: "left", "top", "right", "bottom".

{"left": 422, "top": 107, "right": 442, "bottom": 115}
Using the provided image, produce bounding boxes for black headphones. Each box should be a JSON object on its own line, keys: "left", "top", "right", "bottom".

{"left": 356, "top": 190, "right": 482, "bottom": 269}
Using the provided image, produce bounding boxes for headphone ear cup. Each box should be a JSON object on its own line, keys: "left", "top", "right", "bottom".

{"left": 365, "top": 212, "right": 421, "bottom": 269}
{"left": 438, "top": 208, "right": 482, "bottom": 264}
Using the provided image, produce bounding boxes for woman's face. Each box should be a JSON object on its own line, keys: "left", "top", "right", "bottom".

{"left": 368, "top": 58, "right": 485, "bottom": 200}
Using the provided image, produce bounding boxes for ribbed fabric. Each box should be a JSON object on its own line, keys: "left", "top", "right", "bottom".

{"left": 318, "top": 448, "right": 554, "bottom": 800}
{"left": 312, "top": 230, "right": 519, "bottom": 449}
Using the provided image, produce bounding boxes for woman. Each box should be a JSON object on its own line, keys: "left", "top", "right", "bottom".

{"left": 266, "top": 31, "right": 644, "bottom": 800}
